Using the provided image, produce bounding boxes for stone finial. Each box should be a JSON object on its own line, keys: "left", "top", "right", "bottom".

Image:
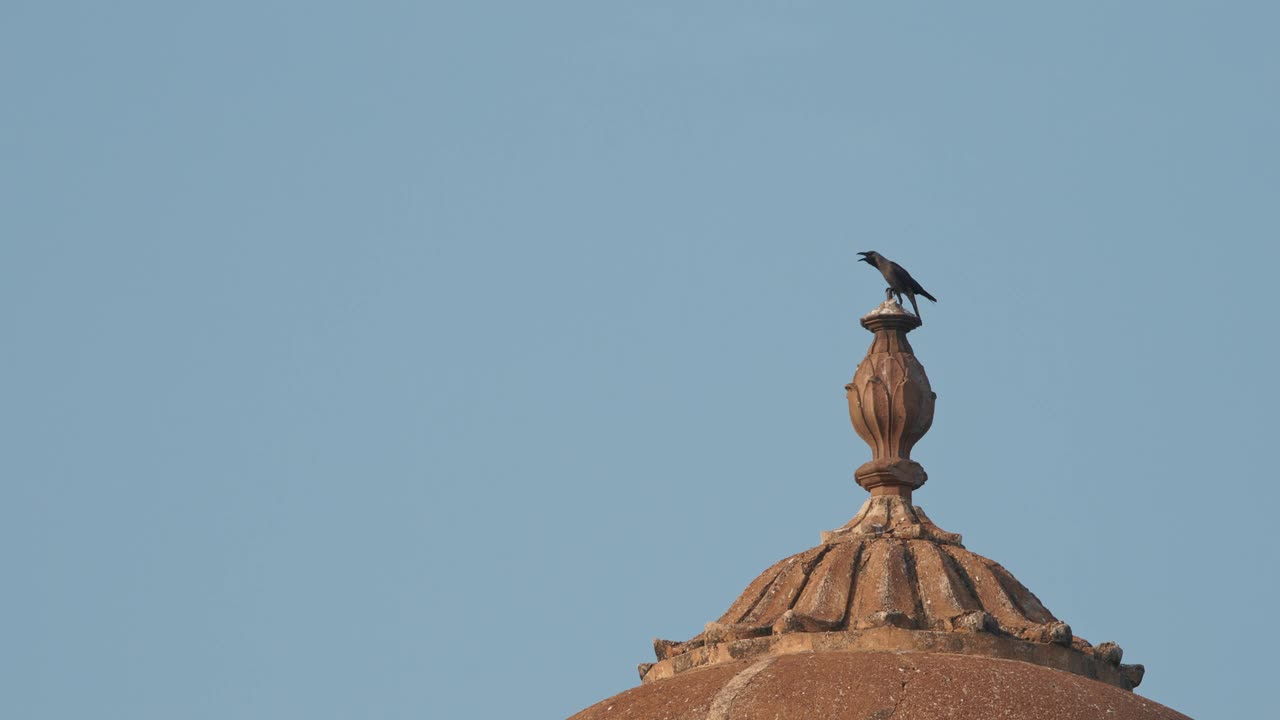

{"left": 846, "top": 300, "right": 936, "bottom": 498}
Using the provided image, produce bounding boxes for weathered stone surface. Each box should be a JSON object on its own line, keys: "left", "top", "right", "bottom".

{"left": 731, "top": 546, "right": 826, "bottom": 629}
{"left": 1095, "top": 641, "right": 1125, "bottom": 666}
{"left": 789, "top": 541, "right": 860, "bottom": 626}
{"left": 854, "top": 610, "right": 914, "bottom": 630}
{"left": 1020, "top": 620, "right": 1074, "bottom": 646}
{"left": 653, "top": 639, "right": 682, "bottom": 661}
{"left": 849, "top": 540, "right": 919, "bottom": 629}
{"left": 945, "top": 546, "right": 1048, "bottom": 636}
{"left": 640, "top": 625, "right": 1143, "bottom": 691}
{"left": 911, "top": 542, "right": 981, "bottom": 627}
{"left": 571, "top": 300, "right": 1188, "bottom": 719}
{"left": 571, "top": 652, "right": 1191, "bottom": 720}
{"left": 641, "top": 527, "right": 1155, "bottom": 691}
{"left": 657, "top": 529, "right": 1089, "bottom": 651}
{"left": 822, "top": 495, "right": 962, "bottom": 545}
{"left": 1122, "top": 663, "right": 1147, "bottom": 687}
{"left": 571, "top": 661, "right": 743, "bottom": 720}
{"left": 953, "top": 610, "right": 997, "bottom": 633}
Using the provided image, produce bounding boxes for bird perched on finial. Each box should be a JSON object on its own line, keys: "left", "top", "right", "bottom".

{"left": 857, "top": 251, "right": 937, "bottom": 321}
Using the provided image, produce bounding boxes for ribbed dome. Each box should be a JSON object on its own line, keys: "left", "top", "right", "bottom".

{"left": 717, "top": 535, "right": 1058, "bottom": 638}
{"left": 642, "top": 496, "right": 1144, "bottom": 691}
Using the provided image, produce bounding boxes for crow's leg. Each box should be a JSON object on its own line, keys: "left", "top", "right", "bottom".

{"left": 906, "top": 292, "right": 921, "bottom": 320}
{"left": 885, "top": 287, "right": 895, "bottom": 300}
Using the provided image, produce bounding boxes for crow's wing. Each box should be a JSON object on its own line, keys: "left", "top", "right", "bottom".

{"left": 892, "top": 262, "right": 937, "bottom": 302}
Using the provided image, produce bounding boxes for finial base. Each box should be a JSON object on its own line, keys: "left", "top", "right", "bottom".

{"left": 860, "top": 299, "right": 922, "bottom": 333}
{"left": 821, "top": 495, "right": 961, "bottom": 546}
{"left": 855, "top": 458, "right": 928, "bottom": 495}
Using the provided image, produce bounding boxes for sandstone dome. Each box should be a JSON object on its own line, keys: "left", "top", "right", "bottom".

{"left": 568, "top": 301, "right": 1190, "bottom": 720}
{"left": 573, "top": 651, "right": 1186, "bottom": 720}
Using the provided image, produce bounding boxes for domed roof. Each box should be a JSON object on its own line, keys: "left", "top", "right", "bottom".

{"left": 567, "top": 301, "right": 1188, "bottom": 719}
{"left": 573, "top": 651, "right": 1189, "bottom": 720}
{"left": 640, "top": 495, "right": 1144, "bottom": 692}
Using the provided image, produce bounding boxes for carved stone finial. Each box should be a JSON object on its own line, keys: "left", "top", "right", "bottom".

{"left": 846, "top": 300, "right": 936, "bottom": 498}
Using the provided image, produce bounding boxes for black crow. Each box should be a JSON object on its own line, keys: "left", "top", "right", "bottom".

{"left": 857, "top": 251, "right": 937, "bottom": 320}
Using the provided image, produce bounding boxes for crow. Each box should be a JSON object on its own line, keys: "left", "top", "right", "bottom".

{"left": 857, "top": 251, "right": 937, "bottom": 321}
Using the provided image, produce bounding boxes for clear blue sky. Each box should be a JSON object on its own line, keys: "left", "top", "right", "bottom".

{"left": 3, "top": 3, "right": 1276, "bottom": 718}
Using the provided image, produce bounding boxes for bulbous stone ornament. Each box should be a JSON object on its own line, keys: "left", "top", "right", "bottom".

{"left": 847, "top": 299, "right": 936, "bottom": 497}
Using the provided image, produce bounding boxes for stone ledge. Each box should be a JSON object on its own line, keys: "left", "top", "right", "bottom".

{"left": 640, "top": 626, "right": 1142, "bottom": 691}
